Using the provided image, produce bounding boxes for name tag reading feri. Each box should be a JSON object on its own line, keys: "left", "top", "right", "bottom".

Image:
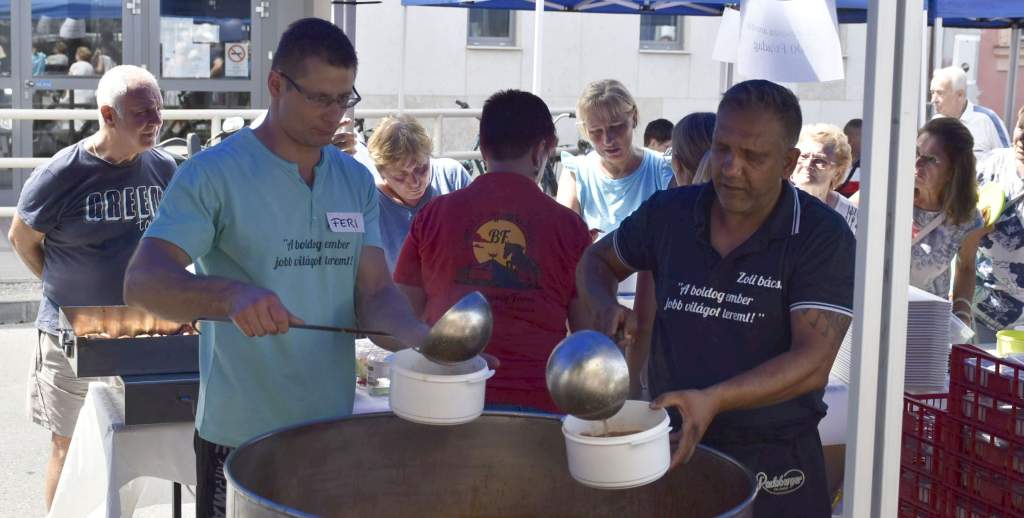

{"left": 327, "top": 212, "right": 365, "bottom": 233}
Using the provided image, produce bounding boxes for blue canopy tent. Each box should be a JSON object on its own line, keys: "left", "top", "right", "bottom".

{"left": 30, "top": 0, "right": 121, "bottom": 20}
{"left": 0, "top": 0, "right": 121, "bottom": 18}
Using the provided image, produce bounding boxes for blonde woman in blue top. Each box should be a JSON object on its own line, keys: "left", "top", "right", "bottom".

{"left": 556, "top": 79, "right": 673, "bottom": 238}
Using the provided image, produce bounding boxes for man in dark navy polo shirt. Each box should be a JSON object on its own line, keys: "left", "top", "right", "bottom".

{"left": 578, "top": 80, "right": 855, "bottom": 517}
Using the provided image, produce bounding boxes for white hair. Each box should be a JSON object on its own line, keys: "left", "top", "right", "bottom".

{"left": 933, "top": 66, "right": 967, "bottom": 94}
{"left": 95, "top": 65, "right": 159, "bottom": 127}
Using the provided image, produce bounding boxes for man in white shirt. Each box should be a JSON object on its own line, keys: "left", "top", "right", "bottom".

{"left": 930, "top": 66, "right": 1011, "bottom": 159}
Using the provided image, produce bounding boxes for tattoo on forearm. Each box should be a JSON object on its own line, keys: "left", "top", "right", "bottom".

{"left": 797, "top": 309, "right": 852, "bottom": 341}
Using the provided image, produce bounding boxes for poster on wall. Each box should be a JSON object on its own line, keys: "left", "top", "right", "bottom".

{"left": 736, "top": 0, "right": 844, "bottom": 83}
{"left": 224, "top": 42, "right": 249, "bottom": 77}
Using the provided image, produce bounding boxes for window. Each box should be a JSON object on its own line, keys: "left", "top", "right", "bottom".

{"left": 31, "top": 0, "right": 123, "bottom": 77}
{"left": 159, "top": 90, "right": 251, "bottom": 143}
{"left": 0, "top": 9, "right": 10, "bottom": 77}
{"left": 467, "top": 9, "right": 515, "bottom": 47}
{"left": 160, "top": 0, "right": 252, "bottom": 79}
{"left": 32, "top": 89, "right": 97, "bottom": 157}
{"left": 639, "top": 15, "right": 684, "bottom": 51}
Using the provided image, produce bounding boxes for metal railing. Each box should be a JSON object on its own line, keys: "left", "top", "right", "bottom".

{"left": 0, "top": 107, "right": 576, "bottom": 169}
{"left": 0, "top": 107, "right": 577, "bottom": 218}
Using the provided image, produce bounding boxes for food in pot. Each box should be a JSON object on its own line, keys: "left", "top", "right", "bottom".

{"left": 581, "top": 430, "right": 643, "bottom": 438}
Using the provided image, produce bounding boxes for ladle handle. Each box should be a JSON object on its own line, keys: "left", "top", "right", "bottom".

{"left": 193, "top": 318, "right": 391, "bottom": 337}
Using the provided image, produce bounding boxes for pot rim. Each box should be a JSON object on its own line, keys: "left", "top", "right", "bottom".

{"left": 224, "top": 413, "right": 758, "bottom": 518}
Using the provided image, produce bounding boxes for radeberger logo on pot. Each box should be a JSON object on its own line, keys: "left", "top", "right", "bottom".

{"left": 756, "top": 469, "right": 805, "bottom": 495}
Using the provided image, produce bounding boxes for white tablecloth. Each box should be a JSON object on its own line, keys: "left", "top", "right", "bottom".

{"left": 47, "top": 383, "right": 196, "bottom": 518}
{"left": 48, "top": 383, "right": 391, "bottom": 518}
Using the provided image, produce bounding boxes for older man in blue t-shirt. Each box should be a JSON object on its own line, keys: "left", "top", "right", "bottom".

{"left": 9, "top": 65, "right": 175, "bottom": 512}
{"left": 578, "top": 80, "right": 855, "bottom": 516}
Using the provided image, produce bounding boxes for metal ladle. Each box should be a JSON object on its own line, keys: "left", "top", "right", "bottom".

{"left": 418, "top": 291, "right": 493, "bottom": 364}
{"left": 193, "top": 291, "right": 493, "bottom": 365}
{"left": 545, "top": 330, "right": 630, "bottom": 421}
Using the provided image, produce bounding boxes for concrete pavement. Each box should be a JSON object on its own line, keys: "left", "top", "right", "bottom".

{"left": 0, "top": 324, "right": 51, "bottom": 518}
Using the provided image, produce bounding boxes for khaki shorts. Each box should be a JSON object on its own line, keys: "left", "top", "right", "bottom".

{"left": 26, "top": 331, "right": 119, "bottom": 438}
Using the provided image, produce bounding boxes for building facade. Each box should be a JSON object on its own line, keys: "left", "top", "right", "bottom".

{"left": 0, "top": 0, "right": 870, "bottom": 205}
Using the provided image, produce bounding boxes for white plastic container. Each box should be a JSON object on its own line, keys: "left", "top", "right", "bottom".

{"left": 388, "top": 349, "right": 495, "bottom": 425}
{"left": 561, "top": 400, "right": 671, "bottom": 489}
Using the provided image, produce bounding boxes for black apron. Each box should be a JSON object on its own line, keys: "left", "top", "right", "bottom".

{"left": 703, "top": 421, "right": 830, "bottom": 518}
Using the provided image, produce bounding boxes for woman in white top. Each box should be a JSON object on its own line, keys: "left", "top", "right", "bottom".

{"left": 911, "top": 117, "right": 984, "bottom": 324}
{"left": 556, "top": 79, "right": 672, "bottom": 237}
{"left": 791, "top": 123, "right": 858, "bottom": 232}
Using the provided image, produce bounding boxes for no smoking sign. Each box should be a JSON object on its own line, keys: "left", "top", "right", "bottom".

{"left": 225, "top": 42, "right": 249, "bottom": 77}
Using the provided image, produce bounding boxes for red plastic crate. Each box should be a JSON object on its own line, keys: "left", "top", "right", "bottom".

{"left": 900, "top": 394, "right": 1020, "bottom": 517}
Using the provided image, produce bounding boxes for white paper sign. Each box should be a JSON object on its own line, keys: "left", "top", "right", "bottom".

{"left": 160, "top": 17, "right": 193, "bottom": 48}
{"left": 162, "top": 42, "right": 211, "bottom": 79}
{"left": 224, "top": 42, "right": 249, "bottom": 77}
{"left": 738, "top": 0, "right": 844, "bottom": 83}
{"left": 712, "top": 7, "right": 741, "bottom": 64}
{"left": 327, "top": 212, "right": 365, "bottom": 233}
{"left": 192, "top": 23, "right": 220, "bottom": 44}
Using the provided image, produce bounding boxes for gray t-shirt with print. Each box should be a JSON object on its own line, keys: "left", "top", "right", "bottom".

{"left": 16, "top": 142, "right": 177, "bottom": 334}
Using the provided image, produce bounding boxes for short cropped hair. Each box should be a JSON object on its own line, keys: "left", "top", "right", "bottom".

{"left": 919, "top": 117, "right": 977, "bottom": 225}
{"left": 798, "top": 123, "right": 853, "bottom": 190}
{"left": 75, "top": 46, "right": 92, "bottom": 62}
{"left": 95, "top": 65, "right": 159, "bottom": 127}
{"left": 718, "top": 79, "right": 802, "bottom": 149}
{"left": 576, "top": 79, "right": 638, "bottom": 128}
{"left": 367, "top": 115, "right": 432, "bottom": 169}
{"left": 672, "top": 112, "right": 716, "bottom": 174}
{"left": 271, "top": 18, "right": 357, "bottom": 78}
{"left": 480, "top": 90, "right": 555, "bottom": 162}
{"left": 933, "top": 66, "right": 967, "bottom": 94}
{"left": 644, "top": 119, "right": 673, "bottom": 146}
{"left": 843, "top": 118, "right": 862, "bottom": 134}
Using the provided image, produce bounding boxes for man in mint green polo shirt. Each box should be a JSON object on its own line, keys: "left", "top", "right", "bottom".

{"left": 123, "top": 18, "right": 428, "bottom": 518}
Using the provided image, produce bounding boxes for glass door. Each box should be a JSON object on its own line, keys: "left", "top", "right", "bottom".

{"left": 0, "top": 0, "right": 19, "bottom": 205}
{"left": 24, "top": 0, "right": 125, "bottom": 153}
{"left": 146, "top": 0, "right": 265, "bottom": 143}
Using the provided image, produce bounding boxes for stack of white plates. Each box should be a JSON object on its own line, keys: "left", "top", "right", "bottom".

{"left": 905, "top": 286, "right": 953, "bottom": 392}
{"left": 830, "top": 329, "right": 854, "bottom": 385}
{"left": 828, "top": 286, "right": 952, "bottom": 390}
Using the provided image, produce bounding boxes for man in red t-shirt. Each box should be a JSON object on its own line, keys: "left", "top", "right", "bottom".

{"left": 394, "top": 90, "right": 591, "bottom": 413}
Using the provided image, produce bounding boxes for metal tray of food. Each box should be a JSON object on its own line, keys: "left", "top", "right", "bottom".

{"left": 58, "top": 305, "right": 199, "bottom": 378}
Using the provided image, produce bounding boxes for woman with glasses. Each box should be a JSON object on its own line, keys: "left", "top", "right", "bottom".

{"left": 791, "top": 123, "right": 858, "bottom": 231}
{"left": 910, "top": 118, "right": 983, "bottom": 322}
{"left": 556, "top": 79, "right": 673, "bottom": 238}
{"left": 367, "top": 115, "right": 472, "bottom": 272}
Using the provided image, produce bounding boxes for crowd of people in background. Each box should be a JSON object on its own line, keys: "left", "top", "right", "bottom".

{"left": 10, "top": 15, "right": 1024, "bottom": 517}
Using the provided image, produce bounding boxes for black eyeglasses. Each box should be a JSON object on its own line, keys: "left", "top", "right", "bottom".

{"left": 275, "top": 70, "right": 361, "bottom": 110}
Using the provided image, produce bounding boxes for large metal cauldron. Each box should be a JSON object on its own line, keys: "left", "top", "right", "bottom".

{"left": 225, "top": 413, "right": 757, "bottom": 517}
